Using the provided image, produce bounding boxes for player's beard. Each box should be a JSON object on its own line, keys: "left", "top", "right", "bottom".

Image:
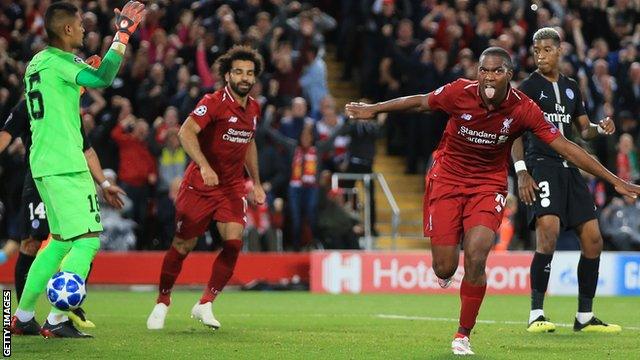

{"left": 229, "top": 80, "right": 254, "bottom": 97}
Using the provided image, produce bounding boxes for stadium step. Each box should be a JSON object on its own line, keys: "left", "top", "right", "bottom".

{"left": 376, "top": 221, "right": 423, "bottom": 237}
{"left": 374, "top": 235, "right": 429, "bottom": 250}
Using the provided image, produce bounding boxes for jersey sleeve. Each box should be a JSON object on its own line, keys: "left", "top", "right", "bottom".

{"left": 427, "top": 79, "right": 466, "bottom": 113}
{"left": 189, "top": 95, "right": 217, "bottom": 129}
{"left": 521, "top": 99, "right": 560, "bottom": 144}
{"left": 55, "top": 53, "right": 91, "bottom": 85}
{"left": 2, "top": 100, "right": 28, "bottom": 138}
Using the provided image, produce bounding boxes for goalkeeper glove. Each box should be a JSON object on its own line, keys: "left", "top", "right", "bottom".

{"left": 113, "top": 1, "right": 146, "bottom": 46}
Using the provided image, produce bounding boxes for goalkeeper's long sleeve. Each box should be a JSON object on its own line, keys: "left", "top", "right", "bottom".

{"left": 75, "top": 48, "right": 123, "bottom": 88}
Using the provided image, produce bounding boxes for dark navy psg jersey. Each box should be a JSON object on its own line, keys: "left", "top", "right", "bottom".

{"left": 519, "top": 71, "right": 586, "bottom": 168}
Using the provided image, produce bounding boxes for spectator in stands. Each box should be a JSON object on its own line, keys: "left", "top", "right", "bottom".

{"left": 136, "top": 62, "right": 169, "bottom": 122}
{"left": 278, "top": 97, "right": 315, "bottom": 140}
{"left": 317, "top": 187, "right": 362, "bottom": 250}
{"left": 616, "top": 133, "right": 640, "bottom": 183}
{"left": 157, "top": 128, "right": 186, "bottom": 194}
{"left": 600, "top": 195, "right": 640, "bottom": 251}
{"left": 342, "top": 102, "right": 383, "bottom": 233}
{"left": 265, "top": 114, "right": 347, "bottom": 251}
{"left": 111, "top": 116, "right": 158, "bottom": 249}
{"left": 99, "top": 169, "right": 136, "bottom": 251}
{"left": 316, "top": 97, "right": 349, "bottom": 172}
{"left": 299, "top": 43, "right": 328, "bottom": 116}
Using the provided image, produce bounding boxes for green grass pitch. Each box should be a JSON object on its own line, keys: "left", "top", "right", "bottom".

{"left": 8, "top": 290, "right": 639, "bottom": 359}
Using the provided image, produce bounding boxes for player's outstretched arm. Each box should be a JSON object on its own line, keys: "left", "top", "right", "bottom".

{"left": 179, "top": 117, "right": 218, "bottom": 186}
{"left": 510, "top": 136, "right": 538, "bottom": 205}
{"left": 548, "top": 136, "right": 640, "bottom": 197}
{"left": 575, "top": 115, "right": 615, "bottom": 140}
{"left": 345, "top": 94, "right": 430, "bottom": 120}
{"left": 76, "top": 1, "right": 146, "bottom": 88}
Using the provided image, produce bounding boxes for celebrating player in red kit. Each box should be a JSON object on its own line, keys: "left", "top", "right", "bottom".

{"left": 345, "top": 47, "right": 640, "bottom": 355}
{"left": 147, "top": 45, "right": 265, "bottom": 330}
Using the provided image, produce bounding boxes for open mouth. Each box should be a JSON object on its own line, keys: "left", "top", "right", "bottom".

{"left": 484, "top": 84, "right": 496, "bottom": 99}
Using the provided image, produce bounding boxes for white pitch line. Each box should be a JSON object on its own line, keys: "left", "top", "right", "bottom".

{"left": 376, "top": 314, "right": 640, "bottom": 331}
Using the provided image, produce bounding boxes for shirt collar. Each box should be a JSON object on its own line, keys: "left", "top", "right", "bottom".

{"left": 223, "top": 85, "right": 248, "bottom": 110}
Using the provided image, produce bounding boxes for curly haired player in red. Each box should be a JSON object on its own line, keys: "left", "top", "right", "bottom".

{"left": 345, "top": 47, "right": 640, "bottom": 355}
{"left": 146, "top": 45, "right": 266, "bottom": 330}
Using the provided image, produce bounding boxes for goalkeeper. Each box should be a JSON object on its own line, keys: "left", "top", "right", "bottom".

{"left": 10, "top": 1, "right": 145, "bottom": 338}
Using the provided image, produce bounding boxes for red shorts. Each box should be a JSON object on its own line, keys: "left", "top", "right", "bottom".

{"left": 174, "top": 183, "right": 247, "bottom": 239}
{"left": 423, "top": 177, "right": 507, "bottom": 246}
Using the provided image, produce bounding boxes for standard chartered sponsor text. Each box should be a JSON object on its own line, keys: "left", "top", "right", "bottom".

{"left": 223, "top": 128, "right": 253, "bottom": 143}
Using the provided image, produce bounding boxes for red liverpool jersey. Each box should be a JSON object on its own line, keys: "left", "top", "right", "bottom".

{"left": 427, "top": 78, "right": 560, "bottom": 190}
{"left": 183, "top": 86, "right": 261, "bottom": 192}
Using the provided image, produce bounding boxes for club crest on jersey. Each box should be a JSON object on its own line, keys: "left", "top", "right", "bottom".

{"left": 194, "top": 105, "right": 207, "bottom": 116}
{"left": 228, "top": 116, "right": 238, "bottom": 123}
{"left": 434, "top": 86, "right": 444, "bottom": 95}
{"left": 566, "top": 88, "right": 574, "bottom": 100}
{"left": 501, "top": 118, "right": 513, "bottom": 134}
{"left": 460, "top": 113, "right": 473, "bottom": 121}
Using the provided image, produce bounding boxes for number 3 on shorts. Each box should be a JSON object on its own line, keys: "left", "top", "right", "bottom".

{"left": 538, "top": 181, "right": 551, "bottom": 208}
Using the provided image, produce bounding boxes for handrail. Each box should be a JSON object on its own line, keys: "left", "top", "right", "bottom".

{"left": 330, "top": 172, "right": 401, "bottom": 250}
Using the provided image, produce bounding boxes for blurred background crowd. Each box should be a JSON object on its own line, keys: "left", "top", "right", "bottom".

{"left": 1, "top": 0, "right": 640, "bottom": 252}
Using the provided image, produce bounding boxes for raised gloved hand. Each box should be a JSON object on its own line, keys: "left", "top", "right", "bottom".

{"left": 113, "top": 1, "right": 146, "bottom": 46}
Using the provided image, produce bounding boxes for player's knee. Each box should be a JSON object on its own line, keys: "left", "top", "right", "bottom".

{"left": 582, "top": 234, "right": 603, "bottom": 257}
{"left": 535, "top": 226, "right": 558, "bottom": 254}
{"left": 433, "top": 261, "right": 456, "bottom": 279}
{"left": 172, "top": 237, "right": 197, "bottom": 254}
{"left": 463, "top": 254, "right": 487, "bottom": 278}
{"left": 20, "top": 239, "right": 41, "bottom": 256}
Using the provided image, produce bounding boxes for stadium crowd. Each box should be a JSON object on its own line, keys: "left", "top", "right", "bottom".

{"left": 1, "top": 0, "right": 640, "bottom": 252}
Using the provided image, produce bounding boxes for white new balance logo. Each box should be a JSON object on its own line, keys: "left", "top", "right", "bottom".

{"left": 461, "top": 113, "right": 472, "bottom": 121}
{"left": 228, "top": 116, "right": 238, "bottom": 123}
{"left": 322, "top": 252, "right": 362, "bottom": 294}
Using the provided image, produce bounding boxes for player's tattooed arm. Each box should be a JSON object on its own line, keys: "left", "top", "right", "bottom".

{"left": 179, "top": 117, "right": 219, "bottom": 186}
{"left": 575, "top": 115, "right": 615, "bottom": 140}
{"left": 511, "top": 136, "right": 538, "bottom": 206}
{"left": 548, "top": 136, "right": 640, "bottom": 198}
{"left": 345, "top": 94, "right": 430, "bottom": 119}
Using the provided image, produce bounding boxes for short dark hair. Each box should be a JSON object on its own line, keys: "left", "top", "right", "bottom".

{"left": 45, "top": 2, "right": 79, "bottom": 42}
{"left": 533, "top": 27, "right": 561, "bottom": 46}
{"left": 480, "top": 46, "right": 514, "bottom": 71}
{"left": 216, "top": 45, "right": 264, "bottom": 81}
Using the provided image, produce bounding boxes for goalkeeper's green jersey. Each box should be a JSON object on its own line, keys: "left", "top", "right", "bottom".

{"left": 25, "top": 46, "right": 90, "bottom": 177}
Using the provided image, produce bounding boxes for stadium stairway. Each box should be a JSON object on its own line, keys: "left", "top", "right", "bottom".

{"left": 326, "top": 51, "right": 428, "bottom": 250}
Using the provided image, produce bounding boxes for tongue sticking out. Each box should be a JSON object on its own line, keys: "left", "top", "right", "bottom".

{"left": 485, "top": 87, "right": 496, "bottom": 99}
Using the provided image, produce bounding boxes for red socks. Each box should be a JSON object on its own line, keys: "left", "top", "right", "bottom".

{"left": 457, "top": 280, "right": 487, "bottom": 337}
{"left": 157, "top": 246, "right": 188, "bottom": 306}
{"left": 199, "top": 239, "right": 242, "bottom": 304}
